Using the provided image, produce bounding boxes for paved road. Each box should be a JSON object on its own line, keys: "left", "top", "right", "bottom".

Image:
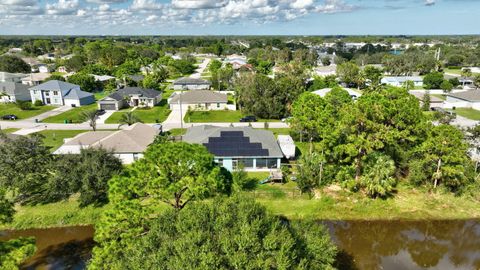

{"left": 190, "top": 58, "right": 211, "bottom": 79}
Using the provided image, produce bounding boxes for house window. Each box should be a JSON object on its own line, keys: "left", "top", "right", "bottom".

{"left": 256, "top": 159, "right": 278, "bottom": 169}
{"left": 53, "top": 91, "right": 58, "bottom": 96}
{"left": 217, "top": 103, "right": 220, "bottom": 108}
{"left": 133, "top": 153, "right": 140, "bottom": 161}
{"left": 34, "top": 90, "right": 38, "bottom": 94}
{"left": 239, "top": 159, "right": 254, "bottom": 169}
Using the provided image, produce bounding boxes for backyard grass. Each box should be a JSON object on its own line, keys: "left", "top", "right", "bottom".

{"left": 35, "top": 129, "right": 89, "bottom": 151}
{"left": 4, "top": 181, "right": 479, "bottom": 230}
{"left": 451, "top": 108, "right": 480, "bottom": 120}
{"left": 168, "top": 128, "right": 186, "bottom": 136}
{"left": 42, "top": 103, "right": 98, "bottom": 123}
{"left": 184, "top": 110, "right": 281, "bottom": 123}
{"left": 0, "top": 104, "right": 55, "bottom": 120}
{"left": 444, "top": 68, "right": 463, "bottom": 75}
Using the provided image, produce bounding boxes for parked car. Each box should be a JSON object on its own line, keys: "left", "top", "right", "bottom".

{"left": 96, "top": 109, "right": 106, "bottom": 116}
{"left": 240, "top": 115, "right": 257, "bottom": 122}
{"left": 2, "top": 114, "right": 18, "bottom": 120}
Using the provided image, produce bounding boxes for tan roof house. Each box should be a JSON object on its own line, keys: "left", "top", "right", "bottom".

{"left": 53, "top": 123, "right": 160, "bottom": 164}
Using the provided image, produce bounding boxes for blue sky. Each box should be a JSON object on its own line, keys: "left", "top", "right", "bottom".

{"left": 0, "top": 0, "right": 479, "bottom": 35}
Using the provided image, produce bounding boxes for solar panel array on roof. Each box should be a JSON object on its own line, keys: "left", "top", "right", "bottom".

{"left": 203, "top": 131, "right": 270, "bottom": 157}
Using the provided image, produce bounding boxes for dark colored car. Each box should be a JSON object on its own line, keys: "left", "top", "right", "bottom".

{"left": 96, "top": 109, "right": 106, "bottom": 116}
{"left": 2, "top": 114, "right": 18, "bottom": 120}
{"left": 240, "top": 115, "right": 257, "bottom": 122}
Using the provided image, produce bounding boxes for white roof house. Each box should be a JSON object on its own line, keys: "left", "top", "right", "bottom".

{"left": 312, "top": 88, "right": 362, "bottom": 99}
{"left": 444, "top": 90, "right": 480, "bottom": 110}
{"left": 381, "top": 76, "right": 423, "bottom": 87}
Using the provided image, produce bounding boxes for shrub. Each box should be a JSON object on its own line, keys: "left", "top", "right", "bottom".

{"left": 15, "top": 101, "right": 32, "bottom": 110}
{"left": 361, "top": 153, "right": 397, "bottom": 198}
{"left": 34, "top": 100, "right": 43, "bottom": 107}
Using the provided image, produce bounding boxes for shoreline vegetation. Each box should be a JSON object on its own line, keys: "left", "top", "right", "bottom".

{"left": 2, "top": 182, "right": 478, "bottom": 231}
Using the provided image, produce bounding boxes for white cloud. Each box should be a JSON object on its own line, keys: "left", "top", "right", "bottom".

{"left": 131, "top": 0, "right": 163, "bottom": 10}
{"left": 2, "top": 0, "right": 38, "bottom": 6}
{"left": 290, "top": 0, "right": 314, "bottom": 9}
{"left": 172, "top": 0, "right": 228, "bottom": 9}
{"left": 46, "top": 0, "right": 79, "bottom": 15}
{"left": 85, "top": 0, "right": 128, "bottom": 3}
{"left": 425, "top": 0, "right": 435, "bottom": 6}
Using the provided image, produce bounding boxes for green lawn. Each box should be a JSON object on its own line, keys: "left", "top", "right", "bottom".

{"left": 42, "top": 103, "right": 98, "bottom": 123}
{"left": 1, "top": 128, "right": 20, "bottom": 133}
{"left": 105, "top": 105, "right": 171, "bottom": 124}
{"left": 431, "top": 94, "right": 446, "bottom": 100}
{"left": 168, "top": 128, "right": 186, "bottom": 136}
{"left": 184, "top": 110, "right": 281, "bottom": 123}
{"left": 35, "top": 130, "right": 89, "bottom": 151}
{"left": 451, "top": 108, "right": 480, "bottom": 120}
{"left": 0, "top": 104, "right": 55, "bottom": 120}
{"left": 444, "top": 68, "right": 463, "bottom": 75}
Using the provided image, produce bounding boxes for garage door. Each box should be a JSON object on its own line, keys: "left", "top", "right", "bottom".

{"left": 100, "top": 104, "right": 116, "bottom": 110}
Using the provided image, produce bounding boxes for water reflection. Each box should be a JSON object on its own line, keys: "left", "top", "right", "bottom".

{"left": 324, "top": 220, "right": 480, "bottom": 270}
{"left": 0, "top": 226, "right": 93, "bottom": 270}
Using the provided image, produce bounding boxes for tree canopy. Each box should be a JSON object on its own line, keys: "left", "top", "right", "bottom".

{"left": 0, "top": 55, "right": 30, "bottom": 73}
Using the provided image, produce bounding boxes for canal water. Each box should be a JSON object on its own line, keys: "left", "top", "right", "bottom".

{"left": 0, "top": 220, "right": 479, "bottom": 270}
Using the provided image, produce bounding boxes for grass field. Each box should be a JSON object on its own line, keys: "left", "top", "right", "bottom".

{"left": 184, "top": 110, "right": 281, "bottom": 123}
{"left": 1, "top": 128, "right": 20, "bottom": 133}
{"left": 35, "top": 130, "right": 89, "bottom": 151}
{"left": 105, "top": 104, "right": 171, "bottom": 124}
{"left": 444, "top": 68, "right": 463, "bottom": 75}
{"left": 0, "top": 104, "right": 55, "bottom": 120}
{"left": 42, "top": 103, "right": 98, "bottom": 123}
{"left": 431, "top": 94, "right": 446, "bottom": 100}
{"left": 452, "top": 108, "right": 480, "bottom": 120}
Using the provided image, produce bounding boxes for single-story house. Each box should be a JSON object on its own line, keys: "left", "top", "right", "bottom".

{"left": 38, "top": 64, "right": 54, "bottom": 73}
{"left": 92, "top": 74, "right": 116, "bottom": 84}
{"left": 29, "top": 80, "right": 95, "bottom": 107}
{"left": 444, "top": 90, "right": 480, "bottom": 110}
{"left": 0, "top": 82, "right": 31, "bottom": 103}
{"left": 173, "top": 77, "right": 211, "bottom": 90}
{"left": 183, "top": 125, "right": 284, "bottom": 172}
{"left": 0, "top": 72, "right": 26, "bottom": 83}
{"left": 53, "top": 123, "right": 160, "bottom": 164}
{"left": 168, "top": 90, "right": 228, "bottom": 111}
{"left": 381, "top": 76, "right": 423, "bottom": 87}
{"left": 98, "top": 87, "right": 162, "bottom": 111}
{"left": 312, "top": 88, "right": 362, "bottom": 99}
{"left": 409, "top": 91, "right": 444, "bottom": 109}
{"left": 314, "top": 65, "right": 337, "bottom": 77}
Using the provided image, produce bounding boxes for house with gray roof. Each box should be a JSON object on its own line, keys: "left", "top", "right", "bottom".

{"left": 0, "top": 72, "right": 27, "bottom": 83}
{"left": 29, "top": 80, "right": 95, "bottom": 107}
{"left": 168, "top": 90, "right": 228, "bottom": 111}
{"left": 0, "top": 82, "right": 31, "bottom": 103}
{"left": 54, "top": 123, "right": 160, "bottom": 164}
{"left": 444, "top": 90, "right": 480, "bottom": 110}
{"left": 173, "top": 77, "right": 211, "bottom": 90}
{"left": 183, "top": 125, "right": 284, "bottom": 172}
{"left": 98, "top": 87, "right": 162, "bottom": 111}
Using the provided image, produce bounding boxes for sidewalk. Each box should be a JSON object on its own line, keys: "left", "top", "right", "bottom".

{"left": 24, "top": 106, "right": 73, "bottom": 122}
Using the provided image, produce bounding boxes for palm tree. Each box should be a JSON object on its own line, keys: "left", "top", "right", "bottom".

{"left": 119, "top": 112, "right": 142, "bottom": 128}
{"left": 81, "top": 110, "right": 98, "bottom": 131}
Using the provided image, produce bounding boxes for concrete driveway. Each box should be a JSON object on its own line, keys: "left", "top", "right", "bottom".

{"left": 190, "top": 58, "right": 211, "bottom": 79}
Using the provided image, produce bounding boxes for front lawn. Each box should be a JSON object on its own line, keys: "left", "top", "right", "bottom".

{"left": 105, "top": 105, "right": 171, "bottom": 124}
{"left": 1, "top": 128, "right": 20, "bottom": 133}
{"left": 452, "top": 108, "right": 480, "bottom": 120}
{"left": 42, "top": 103, "right": 98, "bottom": 123}
{"left": 35, "top": 129, "right": 89, "bottom": 151}
{"left": 0, "top": 104, "right": 55, "bottom": 120}
{"left": 184, "top": 110, "right": 281, "bottom": 123}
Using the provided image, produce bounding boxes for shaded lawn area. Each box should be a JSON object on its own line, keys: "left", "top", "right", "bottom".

{"left": 184, "top": 110, "right": 281, "bottom": 123}
{"left": 0, "top": 104, "right": 55, "bottom": 120}
{"left": 431, "top": 94, "right": 446, "bottom": 101}
{"left": 168, "top": 128, "right": 186, "bottom": 136}
{"left": 452, "top": 108, "right": 480, "bottom": 120}
{"left": 444, "top": 68, "right": 463, "bottom": 75}
{"left": 35, "top": 129, "right": 89, "bottom": 151}
{"left": 42, "top": 103, "right": 98, "bottom": 123}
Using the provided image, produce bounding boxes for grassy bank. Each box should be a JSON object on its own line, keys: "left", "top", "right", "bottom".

{"left": 42, "top": 103, "right": 98, "bottom": 123}
{"left": 3, "top": 181, "right": 479, "bottom": 230}
{"left": 0, "top": 104, "right": 55, "bottom": 120}
{"left": 452, "top": 108, "right": 480, "bottom": 120}
{"left": 0, "top": 197, "right": 108, "bottom": 230}
{"left": 184, "top": 110, "right": 281, "bottom": 123}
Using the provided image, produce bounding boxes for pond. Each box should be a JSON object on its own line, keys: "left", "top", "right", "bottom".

{"left": 0, "top": 220, "right": 479, "bottom": 270}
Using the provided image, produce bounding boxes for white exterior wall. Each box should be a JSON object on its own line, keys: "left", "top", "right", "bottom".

{"left": 30, "top": 89, "right": 66, "bottom": 106}
{"left": 471, "top": 103, "right": 480, "bottom": 110}
{"left": 64, "top": 99, "right": 81, "bottom": 107}
{"left": 115, "top": 153, "right": 144, "bottom": 164}
{"left": 173, "top": 84, "right": 211, "bottom": 90}
{"left": 169, "top": 102, "right": 228, "bottom": 111}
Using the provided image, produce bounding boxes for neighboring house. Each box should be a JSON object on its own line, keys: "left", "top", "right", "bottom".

{"left": 92, "top": 74, "right": 116, "bottom": 83}
{"left": 462, "top": 67, "right": 480, "bottom": 74}
{"left": 312, "top": 88, "right": 362, "bottom": 99}
{"left": 0, "top": 82, "right": 31, "bottom": 103}
{"left": 168, "top": 90, "right": 228, "bottom": 111}
{"left": 29, "top": 80, "right": 95, "bottom": 107}
{"left": 173, "top": 77, "right": 211, "bottom": 90}
{"left": 183, "top": 125, "right": 284, "bottom": 172}
{"left": 314, "top": 65, "right": 337, "bottom": 77}
{"left": 381, "top": 76, "right": 423, "bottom": 87}
{"left": 37, "top": 64, "right": 54, "bottom": 73}
{"left": 444, "top": 90, "right": 480, "bottom": 110}
{"left": 98, "top": 87, "right": 162, "bottom": 111}
{"left": 0, "top": 72, "right": 26, "bottom": 83}
{"left": 21, "top": 73, "right": 51, "bottom": 86}
{"left": 57, "top": 66, "right": 67, "bottom": 73}
{"left": 53, "top": 123, "right": 160, "bottom": 164}
{"left": 409, "top": 91, "right": 444, "bottom": 109}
